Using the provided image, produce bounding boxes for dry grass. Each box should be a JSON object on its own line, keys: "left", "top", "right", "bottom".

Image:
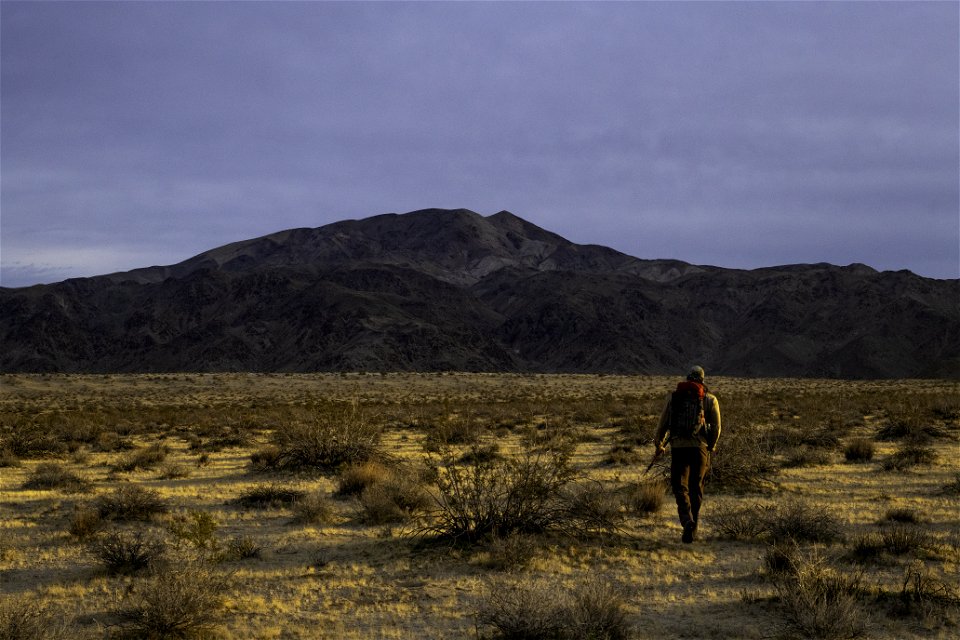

{"left": 0, "top": 373, "right": 957, "bottom": 639}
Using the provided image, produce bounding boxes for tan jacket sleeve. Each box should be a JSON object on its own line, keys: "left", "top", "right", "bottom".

{"left": 654, "top": 395, "right": 672, "bottom": 449}
{"left": 704, "top": 394, "right": 721, "bottom": 451}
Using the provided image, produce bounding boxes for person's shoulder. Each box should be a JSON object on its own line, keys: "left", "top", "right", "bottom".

{"left": 705, "top": 392, "right": 719, "bottom": 403}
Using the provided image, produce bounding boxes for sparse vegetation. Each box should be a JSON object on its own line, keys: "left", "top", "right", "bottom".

{"left": 0, "top": 595, "right": 67, "bottom": 640}
{"left": 0, "top": 373, "right": 957, "bottom": 639}
{"left": 476, "top": 577, "right": 631, "bottom": 640}
{"left": 115, "top": 565, "right": 229, "bottom": 639}
{"left": 95, "top": 484, "right": 168, "bottom": 521}
{"left": 91, "top": 528, "right": 168, "bottom": 575}
{"left": 21, "top": 462, "right": 91, "bottom": 492}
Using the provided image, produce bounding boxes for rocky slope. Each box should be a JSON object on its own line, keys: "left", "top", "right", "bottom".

{"left": 2, "top": 208, "right": 957, "bottom": 377}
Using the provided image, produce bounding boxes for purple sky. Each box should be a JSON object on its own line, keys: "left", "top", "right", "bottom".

{"left": 2, "top": 1, "right": 958, "bottom": 287}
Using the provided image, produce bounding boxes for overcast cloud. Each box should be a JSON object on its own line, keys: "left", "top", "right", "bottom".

{"left": 2, "top": 1, "right": 958, "bottom": 287}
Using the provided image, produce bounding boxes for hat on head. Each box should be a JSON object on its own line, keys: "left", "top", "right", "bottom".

{"left": 686, "top": 365, "right": 705, "bottom": 382}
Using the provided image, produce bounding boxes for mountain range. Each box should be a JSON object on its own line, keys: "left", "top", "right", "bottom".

{"left": 2, "top": 208, "right": 957, "bottom": 377}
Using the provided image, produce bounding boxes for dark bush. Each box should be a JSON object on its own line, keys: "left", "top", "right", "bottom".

{"left": 846, "top": 532, "right": 885, "bottom": 564}
{"left": 621, "top": 478, "right": 667, "bottom": 516}
{"left": 113, "top": 443, "right": 169, "bottom": 472}
{"left": 96, "top": 484, "right": 168, "bottom": 521}
{"left": 711, "top": 503, "right": 775, "bottom": 541}
{"left": 291, "top": 491, "right": 336, "bottom": 525}
{"left": 478, "top": 533, "right": 542, "bottom": 572}
{"left": 358, "top": 473, "right": 431, "bottom": 525}
{"left": 336, "top": 461, "right": 394, "bottom": 497}
{"left": 782, "top": 446, "right": 833, "bottom": 468}
{"left": 423, "top": 447, "right": 604, "bottom": 544}
{"left": 166, "top": 511, "right": 219, "bottom": 550}
{"left": 222, "top": 535, "right": 264, "bottom": 561}
{"left": 92, "top": 528, "right": 168, "bottom": 575}
{"left": 706, "top": 425, "right": 779, "bottom": 491}
{"left": 21, "top": 462, "right": 91, "bottom": 493}
{"left": 0, "top": 423, "right": 67, "bottom": 459}
{"left": 769, "top": 550, "right": 866, "bottom": 640}
{"left": 880, "top": 524, "right": 930, "bottom": 556}
{"left": 843, "top": 438, "right": 874, "bottom": 463}
{"left": 258, "top": 404, "right": 383, "bottom": 472}
{"left": 476, "top": 577, "right": 631, "bottom": 640}
{"left": 116, "top": 565, "right": 228, "bottom": 639}
{"left": 68, "top": 505, "right": 104, "bottom": 541}
{"left": 0, "top": 595, "right": 68, "bottom": 640}
{"left": 881, "top": 444, "right": 937, "bottom": 471}
{"left": 232, "top": 483, "right": 305, "bottom": 509}
{"left": 766, "top": 500, "right": 842, "bottom": 544}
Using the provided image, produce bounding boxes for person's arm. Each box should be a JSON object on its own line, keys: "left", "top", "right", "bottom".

{"left": 705, "top": 396, "right": 721, "bottom": 451}
{"left": 654, "top": 396, "right": 671, "bottom": 451}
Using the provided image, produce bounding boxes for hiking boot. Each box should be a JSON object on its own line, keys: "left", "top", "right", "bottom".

{"left": 682, "top": 522, "right": 697, "bottom": 544}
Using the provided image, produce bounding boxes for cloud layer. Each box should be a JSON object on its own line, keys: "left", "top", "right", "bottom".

{"left": 2, "top": 2, "right": 957, "bottom": 286}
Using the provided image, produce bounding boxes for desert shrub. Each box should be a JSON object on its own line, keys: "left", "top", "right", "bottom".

{"left": 68, "top": 505, "right": 104, "bottom": 541}
{"left": 706, "top": 425, "right": 779, "bottom": 491}
{"left": 222, "top": 535, "right": 264, "bottom": 561}
{"left": 782, "top": 446, "right": 832, "bottom": 468}
{"left": 248, "top": 444, "right": 282, "bottom": 473}
{"left": 458, "top": 443, "right": 502, "bottom": 465}
{"left": 158, "top": 462, "right": 191, "bottom": 479}
{"left": 843, "top": 438, "right": 874, "bottom": 462}
{"left": 883, "top": 508, "right": 921, "bottom": 524}
{"left": 846, "top": 532, "right": 885, "bottom": 564}
{"left": 939, "top": 473, "right": 960, "bottom": 495}
{"left": 603, "top": 444, "right": 644, "bottom": 466}
{"left": 21, "top": 462, "right": 91, "bottom": 493}
{"left": 0, "top": 595, "right": 68, "bottom": 640}
{"left": 881, "top": 444, "right": 937, "bottom": 471}
{"left": 423, "top": 447, "right": 604, "bottom": 544}
{"left": 711, "top": 503, "right": 775, "bottom": 541}
{"left": 621, "top": 478, "right": 667, "bottom": 515}
{"left": 476, "top": 577, "right": 630, "bottom": 640}
{"left": 232, "top": 483, "right": 305, "bottom": 509}
{"left": 358, "top": 474, "right": 432, "bottom": 525}
{"left": 770, "top": 551, "right": 866, "bottom": 640}
{"left": 880, "top": 524, "right": 930, "bottom": 556}
{"left": 166, "top": 511, "right": 219, "bottom": 550}
{"left": 0, "top": 423, "right": 67, "bottom": 458}
{"left": 336, "top": 461, "right": 394, "bottom": 497}
{"left": 885, "top": 560, "right": 960, "bottom": 623}
{"left": 92, "top": 528, "right": 168, "bottom": 575}
{"left": 113, "top": 442, "right": 169, "bottom": 472}
{"left": 291, "top": 491, "right": 336, "bottom": 525}
{"left": 116, "top": 565, "right": 228, "bottom": 639}
{"left": 259, "top": 403, "right": 383, "bottom": 472}
{"left": 766, "top": 500, "right": 841, "bottom": 544}
{"left": 478, "top": 533, "right": 542, "bottom": 572}
{"left": 426, "top": 417, "right": 484, "bottom": 447}
{"left": 762, "top": 540, "right": 802, "bottom": 576}
{"left": 96, "top": 484, "right": 168, "bottom": 521}
{"left": 0, "top": 449, "right": 20, "bottom": 468}
{"left": 877, "top": 402, "right": 952, "bottom": 443}
{"left": 561, "top": 482, "right": 627, "bottom": 535}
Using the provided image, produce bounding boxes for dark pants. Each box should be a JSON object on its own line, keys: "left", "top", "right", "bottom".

{"left": 671, "top": 447, "right": 711, "bottom": 528}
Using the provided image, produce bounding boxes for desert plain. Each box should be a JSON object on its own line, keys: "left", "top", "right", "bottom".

{"left": 0, "top": 372, "right": 957, "bottom": 639}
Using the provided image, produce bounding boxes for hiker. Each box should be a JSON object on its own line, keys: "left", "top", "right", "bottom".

{"left": 653, "top": 365, "right": 721, "bottom": 543}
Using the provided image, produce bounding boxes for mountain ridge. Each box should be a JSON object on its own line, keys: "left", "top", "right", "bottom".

{"left": 2, "top": 208, "right": 957, "bottom": 377}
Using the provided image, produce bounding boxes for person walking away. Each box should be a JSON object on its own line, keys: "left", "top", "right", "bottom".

{"left": 653, "top": 365, "right": 721, "bottom": 543}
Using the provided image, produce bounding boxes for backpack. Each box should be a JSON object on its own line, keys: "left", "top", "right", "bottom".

{"left": 670, "top": 381, "right": 706, "bottom": 440}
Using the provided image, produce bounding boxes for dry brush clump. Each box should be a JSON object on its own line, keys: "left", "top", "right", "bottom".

{"left": 422, "top": 445, "right": 625, "bottom": 545}
{"left": 0, "top": 595, "right": 68, "bottom": 640}
{"left": 712, "top": 499, "right": 841, "bottom": 544}
{"left": 476, "top": 577, "right": 631, "bottom": 640}
{"left": 251, "top": 403, "right": 384, "bottom": 472}
{"left": 231, "top": 483, "right": 305, "bottom": 509}
{"left": 114, "top": 565, "right": 230, "bottom": 639}
{"left": 21, "top": 462, "right": 92, "bottom": 493}
{"left": 769, "top": 550, "right": 867, "bottom": 640}
{"left": 95, "top": 484, "right": 169, "bottom": 522}
{"left": 91, "top": 527, "right": 168, "bottom": 576}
